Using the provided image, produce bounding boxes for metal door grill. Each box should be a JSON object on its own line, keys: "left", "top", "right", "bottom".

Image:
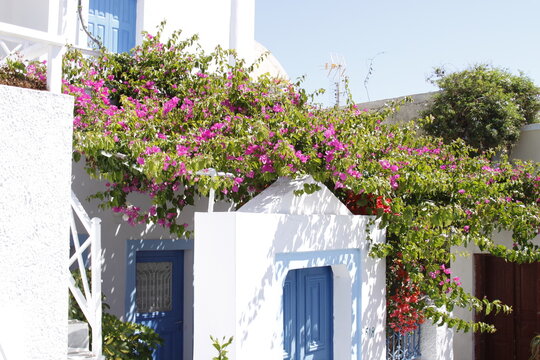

{"left": 136, "top": 261, "right": 173, "bottom": 313}
{"left": 386, "top": 327, "right": 421, "bottom": 360}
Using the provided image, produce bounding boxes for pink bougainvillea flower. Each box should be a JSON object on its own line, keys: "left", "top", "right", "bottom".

{"left": 176, "top": 145, "right": 190, "bottom": 156}
{"left": 163, "top": 96, "right": 180, "bottom": 115}
{"left": 272, "top": 104, "right": 284, "bottom": 113}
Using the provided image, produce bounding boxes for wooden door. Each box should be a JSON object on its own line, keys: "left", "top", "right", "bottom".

{"left": 283, "top": 267, "right": 333, "bottom": 360}
{"left": 136, "top": 250, "right": 184, "bottom": 360}
{"left": 475, "top": 254, "right": 540, "bottom": 360}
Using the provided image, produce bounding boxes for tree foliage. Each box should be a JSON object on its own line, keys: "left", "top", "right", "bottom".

{"left": 423, "top": 64, "right": 540, "bottom": 153}
{"left": 63, "top": 27, "right": 540, "bottom": 334}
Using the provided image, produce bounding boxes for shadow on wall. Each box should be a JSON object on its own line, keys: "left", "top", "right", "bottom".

{"left": 0, "top": 343, "right": 7, "bottom": 360}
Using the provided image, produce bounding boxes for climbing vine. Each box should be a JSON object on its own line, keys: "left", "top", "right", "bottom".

{"left": 62, "top": 26, "right": 540, "bottom": 334}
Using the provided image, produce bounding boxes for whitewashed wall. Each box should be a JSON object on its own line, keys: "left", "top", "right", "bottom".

{"left": 0, "top": 85, "right": 73, "bottom": 360}
{"left": 138, "top": 0, "right": 279, "bottom": 76}
{"left": 510, "top": 123, "right": 540, "bottom": 163}
{"left": 0, "top": 0, "right": 49, "bottom": 31}
{"left": 193, "top": 178, "right": 387, "bottom": 360}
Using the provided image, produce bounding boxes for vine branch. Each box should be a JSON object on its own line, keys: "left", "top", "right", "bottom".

{"left": 77, "top": 0, "right": 104, "bottom": 50}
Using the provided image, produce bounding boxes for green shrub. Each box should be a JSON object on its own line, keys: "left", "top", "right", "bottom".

{"left": 101, "top": 313, "right": 162, "bottom": 360}
{"left": 422, "top": 64, "right": 540, "bottom": 153}
{"left": 69, "top": 270, "right": 162, "bottom": 359}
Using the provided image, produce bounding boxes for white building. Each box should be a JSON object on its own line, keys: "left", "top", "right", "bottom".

{"left": 0, "top": 0, "right": 287, "bottom": 81}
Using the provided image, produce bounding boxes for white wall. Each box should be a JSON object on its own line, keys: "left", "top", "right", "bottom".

{"left": 137, "top": 0, "right": 231, "bottom": 51}
{"left": 0, "top": 0, "right": 48, "bottom": 31}
{"left": 193, "top": 211, "right": 386, "bottom": 360}
{"left": 511, "top": 123, "right": 540, "bottom": 163}
{"left": 135, "top": 0, "right": 256, "bottom": 63}
{"left": 0, "top": 85, "right": 73, "bottom": 360}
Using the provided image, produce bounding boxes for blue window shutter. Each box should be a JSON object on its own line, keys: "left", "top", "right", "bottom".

{"left": 88, "top": 0, "right": 136, "bottom": 53}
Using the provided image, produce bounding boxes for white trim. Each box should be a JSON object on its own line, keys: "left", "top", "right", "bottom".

{"left": 0, "top": 21, "right": 64, "bottom": 47}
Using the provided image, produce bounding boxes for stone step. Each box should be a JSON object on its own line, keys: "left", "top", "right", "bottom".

{"left": 68, "top": 320, "right": 89, "bottom": 350}
{"left": 67, "top": 348, "right": 97, "bottom": 359}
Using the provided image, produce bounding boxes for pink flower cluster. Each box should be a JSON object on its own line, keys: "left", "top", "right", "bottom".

{"left": 429, "top": 264, "right": 462, "bottom": 293}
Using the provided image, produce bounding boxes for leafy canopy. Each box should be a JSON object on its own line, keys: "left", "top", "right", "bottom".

{"left": 63, "top": 27, "right": 540, "bottom": 334}
{"left": 423, "top": 64, "right": 540, "bottom": 153}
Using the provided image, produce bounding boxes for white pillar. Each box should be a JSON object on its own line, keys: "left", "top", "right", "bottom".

{"left": 63, "top": 0, "right": 78, "bottom": 44}
{"left": 229, "top": 0, "right": 255, "bottom": 64}
{"left": 420, "top": 319, "right": 454, "bottom": 360}
{"left": 47, "top": 44, "right": 63, "bottom": 93}
{"left": 48, "top": 0, "right": 61, "bottom": 35}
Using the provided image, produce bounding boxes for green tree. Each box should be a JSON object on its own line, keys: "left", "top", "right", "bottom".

{"left": 422, "top": 64, "right": 540, "bottom": 153}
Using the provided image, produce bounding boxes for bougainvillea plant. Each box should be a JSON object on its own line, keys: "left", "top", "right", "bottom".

{"left": 0, "top": 57, "right": 47, "bottom": 90}
{"left": 62, "top": 26, "right": 540, "bottom": 334}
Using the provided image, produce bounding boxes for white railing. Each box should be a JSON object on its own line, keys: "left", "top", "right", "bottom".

{"left": 69, "top": 191, "right": 103, "bottom": 359}
{"left": 0, "top": 21, "right": 65, "bottom": 93}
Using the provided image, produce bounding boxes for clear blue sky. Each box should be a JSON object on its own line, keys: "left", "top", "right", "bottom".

{"left": 255, "top": 0, "right": 540, "bottom": 106}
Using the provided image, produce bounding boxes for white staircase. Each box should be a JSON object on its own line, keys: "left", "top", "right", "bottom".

{"left": 68, "top": 320, "right": 96, "bottom": 359}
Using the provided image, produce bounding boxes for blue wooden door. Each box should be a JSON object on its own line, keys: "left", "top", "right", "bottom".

{"left": 88, "top": 0, "right": 136, "bottom": 53}
{"left": 284, "top": 267, "right": 333, "bottom": 360}
{"left": 136, "top": 250, "right": 183, "bottom": 360}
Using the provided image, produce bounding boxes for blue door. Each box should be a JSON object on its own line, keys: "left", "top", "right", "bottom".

{"left": 88, "top": 0, "right": 136, "bottom": 53}
{"left": 136, "top": 250, "right": 183, "bottom": 360}
{"left": 283, "top": 267, "right": 333, "bottom": 360}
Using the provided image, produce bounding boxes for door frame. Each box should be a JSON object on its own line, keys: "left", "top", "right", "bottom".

{"left": 276, "top": 249, "right": 362, "bottom": 360}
